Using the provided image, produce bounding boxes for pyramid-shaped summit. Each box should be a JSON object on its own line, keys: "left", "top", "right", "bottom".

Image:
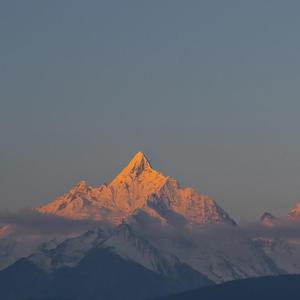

{"left": 111, "top": 151, "right": 157, "bottom": 185}
{"left": 36, "top": 152, "right": 236, "bottom": 226}
{"left": 117, "top": 151, "right": 152, "bottom": 176}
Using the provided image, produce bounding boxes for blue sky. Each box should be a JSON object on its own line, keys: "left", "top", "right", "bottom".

{"left": 1, "top": 1, "right": 300, "bottom": 220}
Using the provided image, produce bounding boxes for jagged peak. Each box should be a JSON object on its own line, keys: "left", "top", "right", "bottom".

{"left": 126, "top": 151, "right": 152, "bottom": 175}
{"left": 111, "top": 152, "right": 157, "bottom": 185}
{"left": 35, "top": 152, "right": 236, "bottom": 226}
{"left": 70, "top": 180, "right": 89, "bottom": 193}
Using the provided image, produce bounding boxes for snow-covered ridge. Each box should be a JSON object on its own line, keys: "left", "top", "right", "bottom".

{"left": 5, "top": 151, "right": 300, "bottom": 285}
{"left": 26, "top": 218, "right": 282, "bottom": 283}
{"left": 29, "top": 227, "right": 109, "bottom": 272}
{"left": 36, "top": 152, "right": 236, "bottom": 226}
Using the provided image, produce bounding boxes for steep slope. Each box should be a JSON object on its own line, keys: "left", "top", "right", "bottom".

{"left": 27, "top": 222, "right": 212, "bottom": 286}
{"left": 254, "top": 205, "right": 300, "bottom": 273}
{"left": 251, "top": 210, "right": 300, "bottom": 274}
{"left": 0, "top": 233, "right": 60, "bottom": 271}
{"left": 101, "top": 223, "right": 211, "bottom": 288}
{"left": 126, "top": 213, "right": 282, "bottom": 283}
{"left": 29, "top": 227, "right": 110, "bottom": 272}
{"left": 254, "top": 236, "right": 300, "bottom": 274}
{"left": 36, "top": 152, "right": 236, "bottom": 226}
{"left": 0, "top": 223, "right": 213, "bottom": 300}
{"left": 0, "top": 249, "right": 209, "bottom": 300}
{"left": 0, "top": 152, "right": 235, "bottom": 272}
{"left": 0, "top": 214, "right": 293, "bottom": 300}
{"left": 25, "top": 213, "right": 282, "bottom": 285}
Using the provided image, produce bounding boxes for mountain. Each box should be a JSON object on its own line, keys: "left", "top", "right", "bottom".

{"left": 0, "top": 249, "right": 205, "bottom": 300}
{"left": 0, "top": 223, "right": 212, "bottom": 300}
{"left": 0, "top": 232, "right": 61, "bottom": 271}
{"left": 254, "top": 235, "right": 300, "bottom": 274}
{"left": 260, "top": 212, "right": 279, "bottom": 226}
{"left": 36, "top": 152, "right": 236, "bottom": 226}
{"left": 255, "top": 211, "right": 300, "bottom": 274}
{"left": 124, "top": 214, "right": 282, "bottom": 282}
{"left": 288, "top": 203, "right": 300, "bottom": 220}
{"left": 2, "top": 152, "right": 300, "bottom": 299}
{"left": 28, "top": 227, "right": 110, "bottom": 272}
{"left": 154, "top": 274, "right": 300, "bottom": 300}
{"left": 0, "top": 216, "right": 293, "bottom": 300}
{"left": 0, "top": 151, "right": 236, "bottom": 272}
{"left": 28, "top": 222, "right": 213, "bottom": 286}
{"left": 2, "top": 215, "right": 281, "bottom": 291}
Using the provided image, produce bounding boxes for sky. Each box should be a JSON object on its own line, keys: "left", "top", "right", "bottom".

{"left": 1, "top": 1, "right": 300, "bottom": 221}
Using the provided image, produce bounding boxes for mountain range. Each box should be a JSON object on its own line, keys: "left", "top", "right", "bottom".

{"left": 36, "top": 151, "right": 236, "bottom": 226}
{"left": 1, "top": 152, "right": 300, "bottom": 300}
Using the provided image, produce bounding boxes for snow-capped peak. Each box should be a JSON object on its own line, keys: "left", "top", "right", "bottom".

{"left": 119, "top": 151, "right": 152, "bottom": 176}
{"left": 36, "top": 152, "right": 236, "bottom": 226}
{"left": 110, "top": 151, "right": 159, "bottom": 185}
{"left": 288, "top": 203, "right": 300, "bottom": 220}
{"left": 70, "top": 180, "right": 89, "bottom": 194}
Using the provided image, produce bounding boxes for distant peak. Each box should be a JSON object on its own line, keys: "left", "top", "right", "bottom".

{"left": 110, "top": 152, "right": 156, "bottom": 185}
{"left": 134, "top": 151, "right": 148, "bottom": 160}
{"left": 288, "top": 203, "right": 300, "bottom": 220}
{"left": 260, "top": 212, "right": 278, "bottom": 226}
{"left": 71, "top": 180, "right": 88, "bottom": 193}
{"left": 123, "top": 151, "right": 153, "bottom": 176}
{"left": 260, "top": 212, "right": 275, "bottom": 221}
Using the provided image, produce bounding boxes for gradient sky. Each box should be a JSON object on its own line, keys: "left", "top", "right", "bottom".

{"left": 1, "top": 1, "right": 300, "bottom": 221}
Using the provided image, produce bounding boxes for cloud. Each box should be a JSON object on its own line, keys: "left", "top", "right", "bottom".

{"left": 129, "top": 211, "right": 300, "bottom": 246}
{"left": 1, "top": 208, "right": 300, "bottom": 241}
{"left": 239, "top": 220, "right": 300, "bottom": 239}
{"left": 0, "top": 209, "right": 111, "bottom": 236}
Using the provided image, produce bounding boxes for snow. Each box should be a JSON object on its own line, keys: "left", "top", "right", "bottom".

{"left": 29, "top": 228, "right": 109, "bottom": 272}
{"left": 36, "top": 152, "right": 236, "bottom": 227}
{"left": 0, "top": 234, "right": 60, "bottom": 270}
{"left": 3, "top": 151, "right": 300, "bottom": 284}
{"left": 24, "top": 216, "right": 282, "bottom": 283}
